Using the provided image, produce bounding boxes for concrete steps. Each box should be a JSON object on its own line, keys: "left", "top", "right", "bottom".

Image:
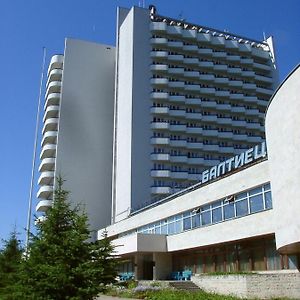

{"left": 169, "top": 281, "right": 201, "bottom": 292}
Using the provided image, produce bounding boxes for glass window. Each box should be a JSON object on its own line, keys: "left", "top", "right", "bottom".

{"left": 212, "top": 207, "right": 222, "bottom": 223}
{"left": 161, "top": 224, "right": 167, "bottom": 234}
{"left": 264, "top": 191, "right": 272, "bottom": 209}
{"left": 168, "top": 222, "right": 175, "bottom": 235}
{"left": 288, "top": 255, "right": 298, "bottom": 270}
{"left": 192, "top": 214, "right": 200, "bottom": 228}
{"left": 264, "top": 183, "right": 271, "bottom": 191}
{"left": 249, "top": 186, "right": 262, "bottom": 196}
{"left": 201, "top": 210, "right": 211, "bottom": 226}
{"left": 155, "top": 226, "right": 161, "bottom": 234}
{"left": 249, "top": 194, "right": 264, "bottom": 213}
{"left": 224, "top": 202, "right": 235, "bottom": 220}
{"left": 235, "top": 192, "right": 247, "bottom": 201}
{"left": 175, "top": 220, "right": 182, "bottom": 233}
{"left": 183, "top": 216, "right": 191, "bottom": 230}
{"left": 236, "top": 199, "right": 248, "bottom": 217}
{"left": 212, "top": 200, "right": 222, "bottom": 208}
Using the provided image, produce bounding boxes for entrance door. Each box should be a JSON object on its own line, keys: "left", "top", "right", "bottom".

{"left": 143, "top": 260, "right": 154, "bottom": 280}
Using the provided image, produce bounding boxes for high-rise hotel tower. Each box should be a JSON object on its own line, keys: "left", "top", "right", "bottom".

{"left": 36, "top": 6, "right": 277, "bottom": 230}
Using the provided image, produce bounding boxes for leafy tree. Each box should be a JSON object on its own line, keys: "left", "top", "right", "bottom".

{"left": 18, "top": 177, "right": 117, "bottom": 300}
{"left": 0, "top": 230, "right": 23, "bottom": 299}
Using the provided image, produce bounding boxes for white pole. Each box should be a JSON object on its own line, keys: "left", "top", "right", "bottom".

{"left": 25, "top": 47, "right": 46, "bottom": 253}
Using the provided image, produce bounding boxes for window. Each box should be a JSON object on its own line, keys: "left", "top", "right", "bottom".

{"left": 224, "top": 202, "right": 235, "bottom": 220}
{"left": 236, "top": 199, "right": 248, "bottom": 217}
{"left": 249, "top": 194, "right": 264, "bottom": 213}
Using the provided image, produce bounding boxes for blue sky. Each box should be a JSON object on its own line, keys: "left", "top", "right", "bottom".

{"left": 0, "top": 0, "right": 299, "bottom": 243}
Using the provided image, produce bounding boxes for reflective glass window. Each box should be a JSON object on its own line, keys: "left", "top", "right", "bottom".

{"left": 161, "top": 224, "right": 167, "bottom": 234}
{"left": 236, "top": 199, "right": 248, "bottom": 216}
{"left": 235, "top": 192, "right": 247, "bottom": 201}
{"left": 183, "top": 216, "right": 191, "bottom": 230}
{"left": 264, "top": 183, "right": 271, "bottom": 191}
{"left": 249, "top": 186, "right": 262, "bottom": 196}
{"left": 175, "top": 220, "right": 182, "bottom": 233}
{"left": 212, "top": 207, "right": 222, "bottom": 223}
{"left": 224, "top": 202, "right": 235, "bottom": 220}
{"left": 249, "top": 194, "right": 264, "bottom": 213}
{"left": 264, "top": 191, "right": 272, "bottom": 209}
{"left": 168, "top": 222, "right": 175, "bottom": 234}
{"left": 192, "top": 214, "right": 200, "bottom": 228}
{"left": 201, "top": 210, "right": 211, "bottom": 225}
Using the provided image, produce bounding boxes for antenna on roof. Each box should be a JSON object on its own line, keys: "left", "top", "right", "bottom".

{"left": 263, "top": 31, "right": 267, "bottom": 41}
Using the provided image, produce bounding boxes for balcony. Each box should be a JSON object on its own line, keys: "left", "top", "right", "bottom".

{"left": 214, "top": 77, "right": 229, "bottom": 85}
{"left": 170, "top": 124, "right": 186, "bottom": 132}
{"left": 151, "top": 92, "right": 168, "bottom": 100}
{"left": 255, "top": 74, "right": 273, "bottom": 84}
{"left": 151, "top": 170, "right": 171, "bottom": 178}
{"left": 246, "top": 122, "right": 261, "bottom": 130}
{"left": 37, "top": 186, "right": 53, "bottom": 200}
{"left": 167, "top": 41, "right": 183, "bottom": 48}
{"left": 151, "top": 187, "right": 171, "bottom": 194}
{"left": 183, "top": 29, "right": 197, "bottom": 39}
{"left": 183, "top": 45, "right": 198, "bottom": 52}
{"left": 202, "top": 115, "right": 217, "bottom": 122}
{"left": 219, "top": 146, "right": 235, "bottom": 154}
{"left": 232, "top": 134, "right": 248, "bottom": 141}
{"left": 215, "top": 90, "right": 230, "bottom": 98}
{"left": 171, "top": 171, "right": 188, "bottom": 180}
{"left": 46, "top": 69, "right": 62, "bottom": 87}
{"left": 244, "top": 96, "right": 258, "bottom": 103}
{"left": 186, "top": 142, "right": 204, "bottom": 149}
{"left": 41, "top": 131, "right": 57, "bottom": 147}
{"left": 168, "top": 67, "right": 184, "bottom": 75}
{"left": 201, "top": 101, "right": 217, "bottom": 108}
{"left": 45, "top": 81, "right": 62, "bottom": 98}
{"left": 47, "top": 55, "right": 63, "bottom": 75}
{"left": 186, "top": 127, "right": 203, "bottom": 135}
{"left": 256, "top": 87, "right": 273, "bottom": 96}
{"left": 150, "top": 78, "right": 168, "bottom": 86}
{"left": 225, "top": 40, "right": 239, "bottom": 49}
{"left": 184, "top": 58, "right": 199, "bottom": 65}
{"left": 197, "top": 33, "right": 211, "bottom": 43}
{"left": 43, "top": 105, "right": 59, "bottom": 121}
{"left": 240, "top": 58, "right": 254, "bottom": 65}
{"left": 188, "top": 174, "right": 201, "bottom": 181}
{"left": 216, "top": 117, "right": 232, "bottom": 125}
{"left": 228, "top": 67, "right": 242, "bottom": 74}
{"left": 150, "top": 22, "right": 167, "bottom": 32}
{"left": 38, "top": 171, "right": 55, "bottom": 185}
{"left": 232, "top": 120, "right": 247, "bottom": 127}
{"left": 44, "top": 92, "right": 60, "bottom": 109}
{"left": 218, "top": 131, "right": 233, "bottom": 139}
{"left": 229, "top": 80, "right": 243, "bottom": 88}
{"left": 169, "top": 95, "right": 185, "bottom": 103}
{"left": 150, "top": 153, "right": 170, "bottom": 161}
{"left": 212, "top": 51, "right": 227, "bottom": 58}
{"left": 198, "top": 48, "right": 212, "bottom": 56}
{"left": 231, "top": 106, "right": 246, "bottom": 113}
{"left": 199, "top": 61, "right": 214, "bottom": 68}
{"left": 202, "top": 129, "right": 218, "bottom": 137}
{"left": 230, "top": 93, "right": 244, "bottom": 100}
{"left": 170, "top": 140, "right": 187, "bottom": 148}
{"left": 245, "top": 108, "right": 259, "bottom": 116}
{"left": 186, "top": 98, "right": 201, "bottom": 105}
{"left": 188, "top": 157, "right": 204, "bottom": 164}
{"left": 151, "top": 122, "right": 169, "bottom": 130}
{"left": 227, "top": 55, "right": 240, "bottom": 62}
{"left": 243, "top": 83, "right": 256, "bottom": 90}
{"left": 150, "top": 37, "right": 168, "bottom": 45}
{"left": 200, "top": 87, "right": 215, "bottom": 94}
{"left": 204, "top": 159, "right": 221, "bottom": 167}
{"left": 167, "top": 26, "right": 182, "bottom": 36}
{"left": 203, "top": 144, "right": 219, "bottom": 152}
{"left": 169, "top": 109, "right": 186, "bottom": 117}
{"left": 150, "top": 64, "right": 168, "bottom": 72}
{"left": 184, "top": 71, "right": 199, "bottom": 78}
{"left": 238, "top": 43, "right": 251, "bottom": 53}
{"left": 212, "top": 36, "right": 225, "bottom": 46}
{"left": 150, "top": 51, "right": 168, "bottom": 59}
{"left": 185, "top": 112, "right": 202, "bottom": 120}
{"left": 170, "top": 155, "right": 187, "bottom": 163}
{"left": 185, "top": 84, "right": 200, "bottom": 92}
{"left": 150, "top": 137, "right": 169, "bottom": 145}
{"left": 39, "top": 158, "right": 55, "bottom": 172}
{"left": 242, "top": 70, "right": 255, "bottom": 78}
{"left": 168, "top": 81, "right": 185, "bottom": 89}
{"left": 36, "top": 199, "right": 53, "bottom": 212}
{"left": 253, "top": 62, "right": 271, "bottom": 72}
{"left": 248, "top": 136, "right": 263, "bottom": 143}
{"left": 213, "top": 64, "right": 228, "bottom": 72}
{"left": 42, "top": 118, "right": 58, "bottom": 134}
{"left": 40, "top": 144, "right": 56, "bottom": 159}
{"left": 218, "top": 104, "right": 231, "bottom": 111}
{"left": 150, "top": 106, "right": 169, "bottom": 115}
{"left": 168, "top": 54, "right": 184, "bottom": 62}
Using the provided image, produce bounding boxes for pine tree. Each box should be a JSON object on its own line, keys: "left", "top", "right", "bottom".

{"left": 0, "top": 230, "right": 23, "bottom": 299}
{"left": 18, "top": 177, "right": 117, "bottom": 300}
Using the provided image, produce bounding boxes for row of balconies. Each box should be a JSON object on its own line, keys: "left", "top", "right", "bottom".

{"left": 150, "top": 64, "right": 273, "bottom": 85}
{"left": 150, "top": 135, "right": 263, "bottom": 148}
{"left": 150, "top": 77, "right": 273, "bottom": 96}
{"left": 150, "top": 51, "right": 272, "bottom": 74}
{"left": 150, "top": 119, "right": 264, "bottom": 132}
{"left": 37, "top": 55, "right": 64, "bottom": 212}
{"left": 150, "top": 22, "right": 271, "bottom": 61}
{"left": 150, "top": 92, "right": 269, "bottom": 107}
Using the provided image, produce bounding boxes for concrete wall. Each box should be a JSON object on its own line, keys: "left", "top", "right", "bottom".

{"left": 55, "top": 39, "right": 115, "bottom": 238}
{"left": 265, "top": 64, "right": 300, "bottom": 254}
{"left": 113, "top": 7, "right": 152, "bottom": 222}
{"left": 192, "top": 272, "right": 300, "bottom": 299}
{"left": 153, "top": 252, "right": 172, "bottom": 280}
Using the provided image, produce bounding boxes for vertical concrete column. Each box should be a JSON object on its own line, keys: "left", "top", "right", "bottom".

{"left": 153, "top": 252, "right": 172, "bottom": 280}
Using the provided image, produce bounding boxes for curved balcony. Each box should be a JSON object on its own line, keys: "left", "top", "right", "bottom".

{"left": 167, "top": 26, "right": 182, "bottom": 36}
{"left": 245, "top": 108, "right": 259, "bottom": 116}
{"left": 215, "top": 90, "right": 230, "bottom": 97}
{"left": 41, "top": 131, "right": 57, "bottom": 147}
{"left": 167, "top": 41, "right": 183, "bottom": 49}
{"left": 244, "top": 96, "right": 258, "bottom": 103}
{"left": 202, "top": 129, "right": 218, "bottom": 137}
{"left": 169, "top": 109, "right": 185, "bottom": 117}
{"left": 169, "top": 95, "right": 185, "bottom": 103}
{"left": 151, "top": 187, "right": 172, "bottom": 194}
{"left": 47, "top": 69, "right": 62, "bottom": 87}
{"left": 170, "top": 124, "right": 186, "bottom": 132}
{"left": 37, "top": 186, "right": 53, "bottom": 200}
{"left": 242, "top": 70, "right": 255, "bottom": 78}
{"left": 255, "top": 74, "right": 273, "bottom": 84}
{"left": 47, "top": 55, "right": 63, "bottom": 75}
{"left": 150, "top": 107, "right": 169, "bottom": 114}
{"left": 246, "top": 122, "right": 261, "bottom": 130}
{"left": 228, "top": 67, "right": 242, "bottom": 74}
{"left": 256, "top": 87, "right": 273, "bottom": 96}
{"left": 184, "top": 71, "right": 199, "bottom": 78}
{"left": 150, "top": 22, "right": 167, "bottom": 32}
{"left": 186, "top": 127, "right": 203, "bottom": 135}
{"left": 232, "top": 134, "right": 248, "bottom": 141}
{"left": 39, "top": 158, "right": 55, "bottom": 172}
{"left": 150, "top": 37, "right": 168, "bottom": 45}
{"left": 42, "top": 118, "right": 58, "bottom": 134}
{"left": 45, "top": 81, "right": 62, "bottom": 98}
{"left": 212, "top": 51, "right": 227, "bottom": 58}
{"left": 219, "top": 146, "right": 235, "bottom": 154}
{"left": 202, "top": 115, "right": 217, "bottom": 123}
{"left": 188, "top": 157, "right": 204, "bottom": 164}
{"left": 240, "top": 58, "right": 254, "bottom": 65}
{"left": 198, "top": 48, "right": 212, "bottom": 56}
{"left": 214, "top": 64, "right": 228, "bottom": 72}
{"left": 203, "top": 144, "right": 220, "bottom": 152}
{"left": 229, "top": 93, "right": 244, "bottom": 100}
{"left": 168, "top": 54, "right": 184, "bottom": 62}
{"left": 44, "top": 92, "right": 60, "bottom": 109}
{"left": 170, "top": 155, "right": 187, "bottom": 163}
{"left": 170, "top": 140, "right": 187, "bottom": 148}
{"left": 40, "top": 144, "right": 56, "bottom": 159}
{"left": 43, "top": 105, "right": 59, "bottom": 121}
{"left": 248, "top": 136, "right": 263, "bottom": 143}
{"left": 183, "top": 58, "right": 199, "bottom": 65}
{"left": 38, "top": 171, "right": 55, "bottom": 185}
{"left": 186, "top": 98, "right": 201, "bottom": 105}
{"left": 231, "top": 106, "right": 246, "bottom": 113}
{"left": 218, "top": 104, "right": 231, "bottom": 111}
{"left": 150, "top": 78, "right": 168, "bottom": 86}
{"left": 151, "top": 92, "right": 168, "bottom": 100}
{"left": 150, "top": 51, "right": 168, "bottom": 59}
{"left": 204, "top": 159, "right": 221, "bottom": 167}
{"left": 199, "top": 74, "right": 214, "bottom": 81}
{"left": 197, "top": 33, "right": 211, "bottom": 43}
{"left": 171, "top": 171, "right": 188, "bottom": 180}
{"left": 185, "top": 84, "right": 200, "bottom": 92}
{"left": 253, "top": 62, "right": 271, "bottom": 72}
{"left": 218, "top": 131, "right": 233, "bottom": 139}
{"left": 186, "top": 142, "right": 204, "bottom": 149}
{"left": 188, "top": 174, "right": 201, "bottom": 181}
{"left": 229, "top": 80, "right": 243, "bottom": 87}
{"left": 168, "top": 81, "right": 184, "bottom": 89}
{"left": 183, "top": 45, "right": 198, "bottom": 52}
{"left": 227, "top": 55, "right": 240, "bottom": 62}
{"left": 199, "top": 61, "right": 214, "bottom": 68}
{"left": 36, "top": 199, "right": 53, "bottom": 212}
{"left": 185, "top": 112, "right": 202, "bottom": 120}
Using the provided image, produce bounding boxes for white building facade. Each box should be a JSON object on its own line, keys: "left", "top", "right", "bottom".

{"left": 112, "top": 6, "right": 278, "bottom": 222}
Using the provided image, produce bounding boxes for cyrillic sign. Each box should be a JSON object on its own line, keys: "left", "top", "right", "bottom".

{"left": 200, "top": 142, "right": 267, "bottom": 184}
